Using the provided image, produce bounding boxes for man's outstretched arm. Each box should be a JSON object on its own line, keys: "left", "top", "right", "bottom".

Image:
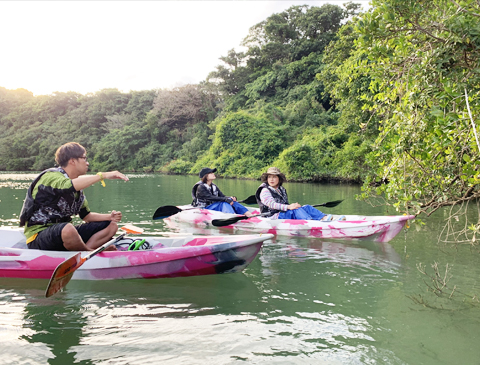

{"left": 72, "top": 171, "right": 129, "bottom": 191}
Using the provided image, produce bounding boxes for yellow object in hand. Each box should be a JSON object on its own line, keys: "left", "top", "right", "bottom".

{"left": 96, "top": 172, "right": 106, "bottom": 187}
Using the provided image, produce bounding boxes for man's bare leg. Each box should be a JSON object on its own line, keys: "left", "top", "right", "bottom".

{"left": 84, "top": 221, "right": 118, "bottom": 250}
{"left": 62, "top": 223, "right": 90, "bottom": 251}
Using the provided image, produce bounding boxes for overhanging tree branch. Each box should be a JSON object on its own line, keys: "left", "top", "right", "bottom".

{"left": 448, "top": 0, "right": 480, "bottom": 18}
{"left": 465, "top": 88, "right": 480, "bottom": 153}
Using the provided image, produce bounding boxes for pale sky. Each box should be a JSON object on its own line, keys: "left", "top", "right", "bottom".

{"left": 0, "top": 1, "right": 369, "bottom": 96}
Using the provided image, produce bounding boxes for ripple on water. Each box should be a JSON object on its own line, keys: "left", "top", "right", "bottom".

{"left": 1, "top": 173, "right": 480, "bottom": 364}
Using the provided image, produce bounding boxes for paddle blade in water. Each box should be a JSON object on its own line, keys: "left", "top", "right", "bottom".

{"left": 45, "top": 225, "right": 142, "bottom": 298}
{"left": 45, "top": 253, "right": 84, "bottom": 298}
{"left": 152, "top": 205, "right": 183, "bottom": 220}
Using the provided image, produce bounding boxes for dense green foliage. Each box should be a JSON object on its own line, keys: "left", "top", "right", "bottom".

{"left": 193, "top": 107, "right": 287, "bottom": 178}
{"left": 350, "top": 0, "right": 480, "bottom": 219}
{"left": 1, "top": 3, "right": 365, "bottom": 181}
{"left": 2, "top": 1, "right": 480, "bottom": 231}
{"left": 0, "top": 85, "right": 217, "bottom": 173}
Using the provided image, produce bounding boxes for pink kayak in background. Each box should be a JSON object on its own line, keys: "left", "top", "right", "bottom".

{"left": 165, "top": 205, "right": 415, "bottom": 243}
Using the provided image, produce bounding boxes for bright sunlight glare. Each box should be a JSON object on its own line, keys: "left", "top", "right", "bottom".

{"left": 0, "top": 1, "right": 369, "bottom": 96}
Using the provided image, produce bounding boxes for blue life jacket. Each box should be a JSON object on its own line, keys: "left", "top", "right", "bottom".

{"left": 255, "top": 183, "right": 289, "bottom": 217}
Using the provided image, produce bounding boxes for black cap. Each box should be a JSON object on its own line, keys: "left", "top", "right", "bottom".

{"left": 199, "top": 167, "right": 217, "bottom": 178}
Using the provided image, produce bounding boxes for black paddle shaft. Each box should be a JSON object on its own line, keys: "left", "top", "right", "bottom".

{"left": 152, "top": 195, "right": 259, "bottom": 220}
{"left": 212, "top": 213, "right": 271, "bottom": 227}
{"left": 211, "top": 199, "right": 344, "bottom": 227}
{"left": 152, "top": 198, "right": 343, "bottom": 220}
{"left": 312, "top": 199, "right": 343, "bottom": 208}
{"left": 236, "top": 196, "right": 342, "bottom": 207}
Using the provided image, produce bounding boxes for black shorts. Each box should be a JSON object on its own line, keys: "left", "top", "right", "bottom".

{"left": 28, "top": 221, "right": 111, "bottom": 251}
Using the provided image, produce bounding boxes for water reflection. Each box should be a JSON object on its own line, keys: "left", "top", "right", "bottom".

{"left": 283, "top": 237, "right": 401, "bottom": 270}
{"left": 163, "top": 220, "right": 403, "bottom": 273}
{"left": 1, "top": 274, "right": 266, "bottom": 364}
{"left": 0, "top": 262, "right": 399, "bottom": 364}
{"left": 0, "top": 280, "right": 91, "bottom": 365}
{"left": 2, "top": 173, "right": 480, "bottom": 364}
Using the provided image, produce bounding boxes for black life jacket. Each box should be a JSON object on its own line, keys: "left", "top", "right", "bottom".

{"left": 255, "top": 183, "right": 289, "bottom": 217}
{"left": 19, "top": 167, "right": 85, "bottom": 227}
{"left": 191, "top": 181, "right": 220, "bottom": 207}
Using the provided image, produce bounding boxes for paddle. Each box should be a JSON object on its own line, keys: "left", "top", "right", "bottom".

{"left": 312, "top": 199, "right": 344, "bottom": 208}
{"left": 238, "top": 195, "right": 257, "bottom": 205}
{"left": 152, "top": 205, "right": 187, "bottom": 220}
{"left": 212, "top": 213, "right": 271, "bottom": 227}
{"left": 211, "top": 199, "right": 344, "bottom": 227}
{"left": 45, "top": 224, "right": 144, "bottom": 298}
{"left": 152, "top": 195, "right": 258, "bottom": 220}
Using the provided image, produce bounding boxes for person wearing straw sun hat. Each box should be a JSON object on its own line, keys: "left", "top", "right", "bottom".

{"left": 255, "top": 167, "right": 335, "bottom": 221}
{"left": 192, "top": 167, "right": 252, "bottom": 216}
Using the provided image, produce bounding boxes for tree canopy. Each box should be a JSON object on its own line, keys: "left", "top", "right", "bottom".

{"left": 352, "top": 0, "right": 480, "bottom": 219}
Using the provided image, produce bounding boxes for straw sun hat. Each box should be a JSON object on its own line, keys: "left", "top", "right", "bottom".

{"left": 261, "top": 167, "right": 287, "bottom": 183}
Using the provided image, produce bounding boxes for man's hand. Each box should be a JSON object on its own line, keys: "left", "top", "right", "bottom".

{"left": 104, "top": 171, "right": 129, "bottom": 181}
{"left": 110, "top": 210, "right": 122, "bottom": 222}
{"left": 73, "top": 171, "right": 129, "bottom": 191}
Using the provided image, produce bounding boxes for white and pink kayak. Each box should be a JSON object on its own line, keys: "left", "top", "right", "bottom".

{"left": 165, "top": 206, "right": 415, "bottom": 243}
{"left": 0, "top": 227, "right": 272, "bottom": 280}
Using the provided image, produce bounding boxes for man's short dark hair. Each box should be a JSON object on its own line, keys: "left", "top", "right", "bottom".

{"left": 55, "top": 142, "right": 86, "bottom": 167}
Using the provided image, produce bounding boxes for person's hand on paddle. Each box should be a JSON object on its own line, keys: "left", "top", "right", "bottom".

{"left": 287, "top": 203, "right": 302, "bottom": 210}
{"left": 104, "top": 171, "right": 129, "bottom": 181}
{"left": 110, "top": 210, "right": 122, "bottom": 222}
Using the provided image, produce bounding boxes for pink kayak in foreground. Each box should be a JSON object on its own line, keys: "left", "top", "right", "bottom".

{"left": 0, "top": 227, "right": 273, "bottom": 280}
{"left": 165, "top": 206, "right": 415, "bottom": 243}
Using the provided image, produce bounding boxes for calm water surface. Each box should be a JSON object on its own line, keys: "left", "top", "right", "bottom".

{"left": 0, "top": 173, "right": 479, "bottom": 364}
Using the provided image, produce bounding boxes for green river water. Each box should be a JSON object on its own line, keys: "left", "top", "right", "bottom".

{"left": 0, "top": 172, "right": 479, "bottom": 364}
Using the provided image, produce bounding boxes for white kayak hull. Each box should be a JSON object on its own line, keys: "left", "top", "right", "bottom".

{"left": 165, "top": 206, "right": 415, "bottom": 243}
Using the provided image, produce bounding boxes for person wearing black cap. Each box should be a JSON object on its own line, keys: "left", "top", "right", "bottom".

{"left": 191, "top": 168, "right": 252, "bottom": 216}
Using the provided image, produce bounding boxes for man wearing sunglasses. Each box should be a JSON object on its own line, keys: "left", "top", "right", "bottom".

{"left": 19, "top": 142, "right": 129, "bottom": 251}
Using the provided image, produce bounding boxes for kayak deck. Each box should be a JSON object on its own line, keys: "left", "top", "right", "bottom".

{"left": 165, "top": 206, "right": 415, "bottom": 243}
{"left": 0, "top": 227, "right": 273, "bottom": 280}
